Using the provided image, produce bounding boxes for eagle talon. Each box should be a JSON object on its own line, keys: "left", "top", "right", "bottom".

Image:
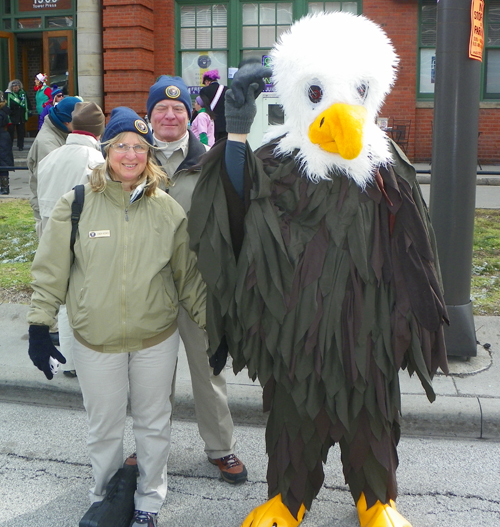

{"left": 356, "top": 493, "right": 412, "bottom": 527}
{"left": 241, "top": 494, "right": 306, "bottom": 527}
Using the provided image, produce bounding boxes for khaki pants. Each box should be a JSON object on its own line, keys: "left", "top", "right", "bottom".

{"left": 58, "top": 305, "right": 75, "bottom": 370}
{"left": 177, "top": 308, "right": 235, "bottom": 459}
{"left": 73, "top": 331, "right": 179, "bottom": 513}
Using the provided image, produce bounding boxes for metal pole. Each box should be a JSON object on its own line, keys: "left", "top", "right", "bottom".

{"left": 429, "top": 0, "right": 480, "bottom": 357}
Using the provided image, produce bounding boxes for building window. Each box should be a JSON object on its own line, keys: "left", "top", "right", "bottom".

{"left": 418, "top": 0, "right": 500, "bottom": 101}
{"left": 179, "top": 4, "right": 228, "bottom": 91}
{"left": 308, "top": 2, "right": 358, "bottom": 15}
{"left": 485, "top": 0, "right": 500, "bottom": 98}
{"left": 418, "top": 0, "right": 437, "bottom": 98}
{"left": 241, "top": 2, "right": 293, "bottom": 62}
{"left": 176, "top": 0, "right": 362, "bottom": 84}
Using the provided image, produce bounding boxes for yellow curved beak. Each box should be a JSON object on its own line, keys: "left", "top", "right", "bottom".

{"left": 308, "top": 103, "right": 367, "bottom": 160}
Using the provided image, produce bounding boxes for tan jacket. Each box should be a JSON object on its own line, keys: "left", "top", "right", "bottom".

{"left": 28, "top": 180, "right": 206, "bottom": 353}
{"left": 27, "top": 115, "right": 68, "bottom": 220}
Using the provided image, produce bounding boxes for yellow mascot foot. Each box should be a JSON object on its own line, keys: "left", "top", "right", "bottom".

{"left": 241, "top": 494, "right": 306, "bottom": 527}
{"left": 357, "top": 493, "right": 413, "bottom": 527}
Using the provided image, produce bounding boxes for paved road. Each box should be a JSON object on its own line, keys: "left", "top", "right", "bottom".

{"left": 1, "top": 400, "right": 499, "bottom": 527}
{"left": 419, "top": 184, "right": 500, "bottom": 209}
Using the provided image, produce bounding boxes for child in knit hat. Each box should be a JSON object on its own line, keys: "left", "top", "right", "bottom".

{"left": 191, "top": 96, "right": 215, "bottom": 147}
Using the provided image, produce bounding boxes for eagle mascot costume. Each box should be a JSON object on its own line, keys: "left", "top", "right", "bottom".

{"left": 188, "top": 11, "right": 448, "bottom": 527}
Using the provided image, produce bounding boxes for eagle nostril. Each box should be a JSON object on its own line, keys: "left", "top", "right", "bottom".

{"left": 320, "top": 117, "right": 325, "bottom": 128}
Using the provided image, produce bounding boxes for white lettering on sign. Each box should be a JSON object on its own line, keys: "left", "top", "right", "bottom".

{"left": 32, "top": 0, "right": 58, "bottom": 8}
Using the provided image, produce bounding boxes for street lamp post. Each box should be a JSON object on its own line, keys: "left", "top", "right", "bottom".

{"left": 429, "top": 0, "right": 482, "bottom": 357}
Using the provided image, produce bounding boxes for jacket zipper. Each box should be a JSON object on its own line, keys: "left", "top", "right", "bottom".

{"left": 122, "top": 197, "right": 129, "bottom": 344}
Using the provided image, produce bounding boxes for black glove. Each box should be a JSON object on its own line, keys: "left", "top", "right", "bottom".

{"left": 225, "top": 61, "right": 272, "bottom": 134}
{"left": 209, "top": 336, "right": 228, "bottom": 376}
{"left": 28, "top": 325, "right": 66, "bottom": 380}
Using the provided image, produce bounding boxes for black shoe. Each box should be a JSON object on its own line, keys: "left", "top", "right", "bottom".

{"left": 18, "top": 147, "right": 24, "bottom": 151}
{"left": 0, "top": 187, "right": 9, "bottom": 195}
{"left": 63, "top": 370, "right": 77, "bottom": 378}
{"left": 49, "top": 332, "right": 60, "bottom": 346}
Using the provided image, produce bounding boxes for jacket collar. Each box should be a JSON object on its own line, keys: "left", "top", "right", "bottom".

{"left": 176, "top": 130, "right": 206, "bottom": 173}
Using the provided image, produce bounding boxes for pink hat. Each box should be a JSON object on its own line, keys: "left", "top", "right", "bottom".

{"left": 202, "top": 69, "right": 220, "bottom": 83}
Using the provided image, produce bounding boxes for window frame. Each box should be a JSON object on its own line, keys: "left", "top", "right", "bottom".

{"left": 417, "top": 0, "right": 500, "bottom": 102}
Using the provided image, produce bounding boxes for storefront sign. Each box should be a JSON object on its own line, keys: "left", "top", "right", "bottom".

{"left": 19, "top": 0, "right": 72, "bottom": 12}
{"left": 469, "top": 0, "right": 485, "bottom": 61}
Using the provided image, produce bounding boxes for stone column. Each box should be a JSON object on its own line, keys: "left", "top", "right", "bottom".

{"left": 76, "top": 0, "right": 103, "bottom": 108}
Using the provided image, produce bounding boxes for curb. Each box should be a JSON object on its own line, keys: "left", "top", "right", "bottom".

{"left": 417, "top": 174, "right": 500, "bottom": 186}
{"left": 2, "top": 377, "right": 500, "bottom": 440}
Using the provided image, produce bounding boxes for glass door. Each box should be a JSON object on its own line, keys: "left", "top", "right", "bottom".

{"left": 43, "top": 29, "right": 74, "bottom": 95}
{"left": 0, "top": 31, "right": 15, "bottom": 91}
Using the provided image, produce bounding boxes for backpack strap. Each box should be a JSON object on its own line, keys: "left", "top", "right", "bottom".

{"left": 70, "top": 184, "right": 85, "bottom": 256}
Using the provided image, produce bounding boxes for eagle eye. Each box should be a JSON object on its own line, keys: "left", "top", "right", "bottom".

{"left": 308, "top": 85, "right": 323, "bottom": 104}
{"left": 357, "top": 82, "right": 368, "bottom": 101}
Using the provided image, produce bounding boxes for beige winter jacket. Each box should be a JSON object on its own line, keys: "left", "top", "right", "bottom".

{"left": 28, "top": 180, "right": 206, "bottom": 353}
{"left": 27, "top": 115, "right": 68, "bottom": 220}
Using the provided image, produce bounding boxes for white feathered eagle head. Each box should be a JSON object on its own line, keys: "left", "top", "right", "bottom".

{"left": 264, "top": 12, "right": 399, "bottom": 189}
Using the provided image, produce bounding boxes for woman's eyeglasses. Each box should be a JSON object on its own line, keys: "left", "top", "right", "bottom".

{"left": 110, "top": 143, "right": 149, "bottom": 154}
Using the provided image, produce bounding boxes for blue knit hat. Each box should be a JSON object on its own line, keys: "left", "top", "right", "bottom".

{"left": 101, "top": 107, "right": 154, "bottom": 157}
{"left": 48, "top": 96, "right": 81, "bottom": 132}
{"left": 51, "top": 87, "right": 63, "bottom": 101}
{"left": 147, "top": 76, "right": 191, "bottom": 118}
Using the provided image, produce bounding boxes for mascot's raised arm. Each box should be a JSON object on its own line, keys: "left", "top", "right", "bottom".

{"left": 188, "top": 11, "right": 449, "bottom": 527}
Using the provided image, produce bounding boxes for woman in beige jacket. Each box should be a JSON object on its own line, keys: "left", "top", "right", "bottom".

{"left": 27, "top": 107, "right": 206, "bottom": 527}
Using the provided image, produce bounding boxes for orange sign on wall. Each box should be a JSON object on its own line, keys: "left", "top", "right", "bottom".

{"left": 469, "top": 0, "right": 485, "bottom": 61}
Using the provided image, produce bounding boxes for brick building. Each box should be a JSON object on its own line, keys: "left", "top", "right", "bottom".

{"left": 1, "top": 0, "right": 499, "bottom": 163}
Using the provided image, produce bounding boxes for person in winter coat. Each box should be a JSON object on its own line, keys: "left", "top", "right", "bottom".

{"left": 27, "top": 96, "right": 81, "bottom": 238}
{"left": 0, "top": 91, "right": 14, "bottom": 195}
{"left": 191, "top": 96, "right": 215, "bottom": 147}
{"left": 200, "top": 69, "right": 227, "bottom": 141}
{"left": 36, "top": 101, "right": 106, "bottom": 378}
{"left": 5, "top": 79, "right": 30, "bottom": 151}
{"left": 147, "top": 75, "right": 247, "bottom": 486}
{"left": 34, "top": 73, "right": 52, "bottom": 119}
{"left": 27, "top": 106, "right": 206, "bottom": 527}
{"left": 38, "top": 86, "right": 64, "bottom": 129}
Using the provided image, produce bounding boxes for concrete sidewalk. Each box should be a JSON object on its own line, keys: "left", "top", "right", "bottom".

{"left": 0, "top": 302, "right": 498, "bottom": 440}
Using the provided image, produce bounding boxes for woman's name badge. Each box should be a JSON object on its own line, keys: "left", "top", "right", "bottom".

{"left": 89, "top": 230, "right": 111, "bottom": 238}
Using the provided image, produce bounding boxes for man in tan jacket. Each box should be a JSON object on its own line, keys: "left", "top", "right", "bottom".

{"left": 147, "top": 75, "right": 247, "bottom": 485}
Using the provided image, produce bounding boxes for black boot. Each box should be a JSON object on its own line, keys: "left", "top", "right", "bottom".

{"left": 0, "top": 174, "right": 9, "bottom": 195}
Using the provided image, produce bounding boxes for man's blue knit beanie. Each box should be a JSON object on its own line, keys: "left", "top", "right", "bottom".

{"left": 101, "top": 107, "right": 154, "bottom": 157}
{"left": 48, "top": 96, "right": 81, "bottom": 132}
{"left": 147, "top": 76, "right": 191, "bottom": 118}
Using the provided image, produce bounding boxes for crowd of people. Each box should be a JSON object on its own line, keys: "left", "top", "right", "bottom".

{"left": 0, "top": 73, "right": 71, "bottom": 195}
{"left": 20, "top": 70, "right": 239, "bottom": 527}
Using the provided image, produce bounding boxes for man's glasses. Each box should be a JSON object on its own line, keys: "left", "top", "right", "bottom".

{"left": 110, "top": 143, "right": 149, "bottom": 154}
